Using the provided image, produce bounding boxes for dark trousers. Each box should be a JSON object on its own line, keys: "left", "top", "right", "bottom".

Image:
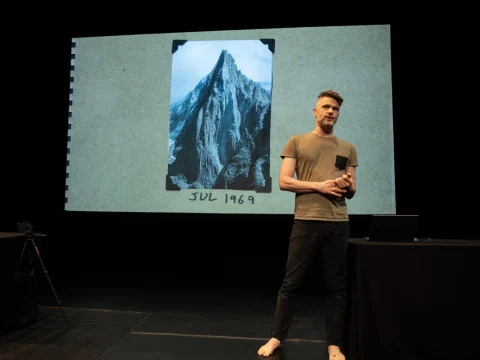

{"left": 272, "top": 219, "right": 350, "bottom": 347}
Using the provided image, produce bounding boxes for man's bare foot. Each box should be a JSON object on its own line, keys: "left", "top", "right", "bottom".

{"left": 257, "top": 338, "right": 281, "bottom": 357}
{"left": 328, "top": 345, "right": 346, "bottom": 360}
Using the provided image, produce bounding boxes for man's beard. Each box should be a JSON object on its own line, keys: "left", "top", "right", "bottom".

{"left": 320, "top": 120, "right": 335, "bottom": 133}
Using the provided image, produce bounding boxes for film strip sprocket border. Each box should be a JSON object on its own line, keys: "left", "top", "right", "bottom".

{"left": 65, "top": 39, "right": 76, "bottom": 205}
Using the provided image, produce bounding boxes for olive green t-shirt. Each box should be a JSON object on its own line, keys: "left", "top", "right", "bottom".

{"left": 281, "top": 132, "right": 358, "bottom": 221}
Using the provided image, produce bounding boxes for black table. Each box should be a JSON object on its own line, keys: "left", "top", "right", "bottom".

{"left": 346, "top": 238, "right": 480, "bottom": 360}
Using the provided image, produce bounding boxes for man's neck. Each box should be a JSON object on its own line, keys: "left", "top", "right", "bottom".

{"left": 312, "top": 129, "right": 334, "bottom": 137}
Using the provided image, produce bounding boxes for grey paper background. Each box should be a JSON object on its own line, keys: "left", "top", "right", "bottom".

{"left": 65, "top": 24, "right": 395, "bottom": 215}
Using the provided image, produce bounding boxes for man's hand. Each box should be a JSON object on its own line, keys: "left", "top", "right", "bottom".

{"left": 313, "top": 179, "right": 347, "bottom": 197}
{"left": 335, "top": 173, "right": 354, "bottom": 190}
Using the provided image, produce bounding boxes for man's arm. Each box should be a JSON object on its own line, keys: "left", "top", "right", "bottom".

{"left": 279, "top": 157, "right": 346, "bottom": 197}
{"left": 279, "top": 157, "right": 314, "bottom": 193}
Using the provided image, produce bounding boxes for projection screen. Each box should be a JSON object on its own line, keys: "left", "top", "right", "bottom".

{"left": 64, "top": 24, "right": 395, "bottom": 215}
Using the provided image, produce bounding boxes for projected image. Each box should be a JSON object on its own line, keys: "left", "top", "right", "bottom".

{"left": 166, "top": 40, "right": 274, "bottom": 192}
{"left": 65, "top": 25, "right": 395, "bottom": 214}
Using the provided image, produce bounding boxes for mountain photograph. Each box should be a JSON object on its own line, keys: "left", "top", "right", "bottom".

{"left": 166, "top": 40, "right": 274, "bottom": 192}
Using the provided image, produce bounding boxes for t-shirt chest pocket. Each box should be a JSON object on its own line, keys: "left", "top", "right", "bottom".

{"left": 335, "top": 155, "right": 348, "bottom": 170}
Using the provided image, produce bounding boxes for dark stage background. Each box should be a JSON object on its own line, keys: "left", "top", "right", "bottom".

{"left": 2, "top": 14, "right": 477, "bottom": 293}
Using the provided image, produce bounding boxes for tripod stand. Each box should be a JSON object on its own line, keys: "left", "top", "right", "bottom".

{"left": 14, "top": 228, "right": 70, "bottom": 329}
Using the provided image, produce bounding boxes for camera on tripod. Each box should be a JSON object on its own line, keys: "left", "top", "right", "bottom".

{"left": 13, "top": 220, "right": 70, "bottom": 328}
{"left": 17, "top": 221, "right": 33, "bottom": 234}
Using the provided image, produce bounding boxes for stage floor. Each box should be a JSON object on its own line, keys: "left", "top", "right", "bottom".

{"left": 1, "top": 277, "right": 331, "bottom": 359}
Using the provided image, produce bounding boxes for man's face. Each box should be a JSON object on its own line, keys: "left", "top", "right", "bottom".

{"left": 313, "top": 96, "right": 340, "bottom": 128}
